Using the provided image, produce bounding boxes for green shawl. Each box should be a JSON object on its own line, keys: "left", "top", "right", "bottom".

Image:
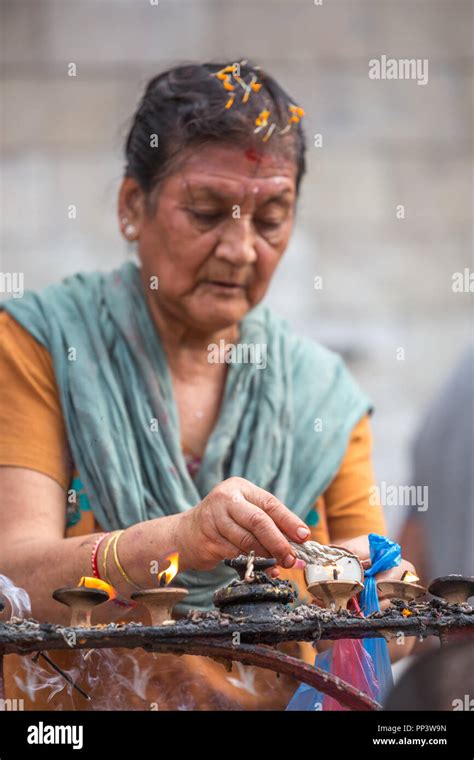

{"left": 3, "top": 262, "right": 372, "bottom": 612}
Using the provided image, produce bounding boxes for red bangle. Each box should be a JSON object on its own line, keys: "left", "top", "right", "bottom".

{"left": 91, "top": 533, "right": 109, "bottom": 579}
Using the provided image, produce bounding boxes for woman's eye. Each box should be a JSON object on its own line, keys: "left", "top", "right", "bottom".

{"left": 256, "top": 218, "right": 283, "bottom": 230}
{"left": 188, "top": 210, "right": 223, "bottom": 224}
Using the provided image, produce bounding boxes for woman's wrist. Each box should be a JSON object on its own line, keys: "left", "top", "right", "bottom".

{"left": 95, "top": 513, "right": 190, "bottom": 595}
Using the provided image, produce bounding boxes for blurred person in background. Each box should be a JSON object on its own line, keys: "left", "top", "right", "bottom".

{"left": 385, "top": 639, "right": 474, "bottom": 711}
{"left": 399, "top": 345, "right": 474, "bottom": 588}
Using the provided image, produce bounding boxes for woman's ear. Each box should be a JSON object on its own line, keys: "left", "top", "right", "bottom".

{"left": 117, "top": 177, "right": 147, "bottom": 241}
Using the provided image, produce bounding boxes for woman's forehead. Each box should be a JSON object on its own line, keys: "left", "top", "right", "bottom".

{"left": 180, "top": 174, "right": 295, "bottom": 204}
{"left": 170, "top": 146, "right": 297, "bottom": 202}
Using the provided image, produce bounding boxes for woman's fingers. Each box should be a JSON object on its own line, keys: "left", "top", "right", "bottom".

{"left": 235, "top": 480, "right": 311, "bottom": 544}
{"left": 376, "top": 558, "right": 416, "bottom": 582}
{"left": 216, "top": 500, "right": 306, "bottom": 573}
{"left": 200, "top": 529, "right": 247, "bottom": 565}
{"left": 376, "top": 559, "right": 417, "bottom": 609}
{"left": 332, "top": 535, "right": 371, "bottom": 562}
{"left": 214, "top": 509, "right": 272, "bottom": 559}
{"left": 229, "top": 499, "right": 297, "bottom": 567}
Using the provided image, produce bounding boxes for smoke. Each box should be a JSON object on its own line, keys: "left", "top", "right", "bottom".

{"left": 227, "top": 662, "right": 258, "bottom": 696}
{"left": 0, "top": 574, "right": 31, "bottom": 618}
{"left": 13, "top": 656, "right": 82, "bottom": 705}
{"left": 1, "top": 574, "right": 81, "bottom": 707}
{"left": 113, "top": 653, "right": 154, "bottom": 701}
{"left": 0, "top": 574, "right": 260, "bottom": 710}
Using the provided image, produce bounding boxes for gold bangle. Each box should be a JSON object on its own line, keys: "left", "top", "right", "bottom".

{"left": 111, "top": 530, "right": 146, "bottom": 590}
{"left": 101, "top": 530, "right": 123, "bottom": 585}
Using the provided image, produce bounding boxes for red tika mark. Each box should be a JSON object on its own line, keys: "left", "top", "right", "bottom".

{"left": 244, "top": 148, "right": 260, "bottom": 162}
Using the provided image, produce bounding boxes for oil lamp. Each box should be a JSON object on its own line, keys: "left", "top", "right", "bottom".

{"left": 304, "top": 551, "right": 364, "bottom": 611}
{"left": 52, "top": 580, "right": 111, "bottom": 627}
{"left": 131, "top": 553, "right": 188, "bottom": 625}
{"left": 377, "top": 570, "right": 427, "bottom": 604}
{"left": 304, "top": 554, "right": 364, "bottom": 584}
{"left": 428, "top": 575, "right": 474, "bottom": 605}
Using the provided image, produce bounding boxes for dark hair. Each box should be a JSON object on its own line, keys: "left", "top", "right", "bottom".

{"left": 124, "top": 61, "right": 306, "bottom": 211}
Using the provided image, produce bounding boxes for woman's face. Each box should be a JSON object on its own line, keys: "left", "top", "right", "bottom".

{"left": 119, "top": 143, "right": 298, "bottom": 333}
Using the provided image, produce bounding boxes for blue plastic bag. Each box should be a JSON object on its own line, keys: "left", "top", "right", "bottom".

{"left": 359, "top": 533, "right": 401, "bottom": 702}
{"left": 286, "top": 639, "right": 379, "bottom": 711}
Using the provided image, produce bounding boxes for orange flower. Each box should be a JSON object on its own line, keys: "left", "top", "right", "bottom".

{"left": 213, "top": 64, "right": 264, "bottom": 108}
{"left": 255, "top": 109, "right": 270, "bottom": 128}
{"left": 216, "top": 65, "right": 235, "bottom": 77}
{"left": 288, "top": 105, "right": 305, "bottom": 123}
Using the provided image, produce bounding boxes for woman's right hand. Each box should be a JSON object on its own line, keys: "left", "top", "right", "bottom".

{"left": 176, "top": 477, "right": 311, "bottom": 572}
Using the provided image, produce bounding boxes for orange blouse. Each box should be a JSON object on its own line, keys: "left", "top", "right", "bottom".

{"left": 0, "top": 311, "right": 386, "bottom": 710}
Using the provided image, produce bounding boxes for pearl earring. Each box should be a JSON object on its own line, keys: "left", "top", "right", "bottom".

{"left": 124, "top": 223, "right": 137, "bottom": 238}
{"left": 121, "top": 216, "right": 136, "bottom": 237}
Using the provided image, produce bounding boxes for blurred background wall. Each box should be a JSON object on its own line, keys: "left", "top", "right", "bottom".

{"left": 1, "top": 0, "right": 472, "bottom": 537}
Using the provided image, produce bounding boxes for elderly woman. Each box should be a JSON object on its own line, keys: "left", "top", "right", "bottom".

{"left": 0, "top": 61, "right": 415, "bottom": 710}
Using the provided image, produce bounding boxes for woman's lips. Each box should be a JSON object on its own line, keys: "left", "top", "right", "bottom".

{"left": 203, "top": 280, "right": 246, "bottom": 292}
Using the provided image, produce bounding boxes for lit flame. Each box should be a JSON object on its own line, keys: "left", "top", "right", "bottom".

{"left": 157, "top": 552, "right": 179, "bottom": 586}
{"left": 78, "top": 576, "right": 117, "bottom": 599}
{"left": 401, "top": 571, "right": 420, "bottom": 584}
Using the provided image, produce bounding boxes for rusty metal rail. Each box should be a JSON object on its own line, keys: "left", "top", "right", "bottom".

{"left": 1, "top": 599, "right": 473, "bottom": 711}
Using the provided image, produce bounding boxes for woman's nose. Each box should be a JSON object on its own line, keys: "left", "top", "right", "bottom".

{"left": 214, "top": 217, "right": 257, "bottom": 265}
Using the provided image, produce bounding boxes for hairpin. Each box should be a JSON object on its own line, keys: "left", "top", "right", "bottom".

{"left": 262, "top": 123, "right": 276, "bottom": 142}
